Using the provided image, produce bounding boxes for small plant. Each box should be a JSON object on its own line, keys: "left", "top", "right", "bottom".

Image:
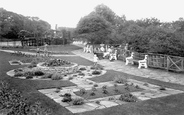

{"left": 92, "top": 86, "right": 97, "bottom": 92}
{"left": 119, "top": 93, "right": 137, "bottom": 102}
{"left": 93, "top": 84, "right": 98, "bottom": 87}
{"left": 55, "top": 88, "right": 60, "bottom": 93}
{"left": 102, "top": 85, "right": 107, "bottom": 90}
{"left": 78, "top": 73, "right": 85, "bottom": 76}
{"left": 34, "top": 70, "right": 44, "bottom": 76}
{"left": 51, "top": 73, "right": 63, "bottom": 80}
{"left": 89, "top": 82, "right": 93, "bottom": 85}
{"left": 114, "top": 76, "right": 127, "bottom": 84}
{"left": 24, "top": 71, "right": 35, "bottom": 79}
{"left": 143, "top": 83, "right": 149, "bottom": 86}
{"left": 68, "top": 76, "right": 74, "bottom": 80}
{"left": 14, "top": 72, "right": 24, "bottom": 77}
{"left": 90, "top": 91, "right": 96, "bottom": 96}
{"left": 135, "top": 85, "right": 140, "bottom": 89}
{"left": 41, "top": 73, "right": 52, "bottom": 79}
{"left": 79, "top": 88, "right": 86, "bottom": 95}
{"left": 159, "top": 86, "right": 166, "bottom": 90}
{"left": 73, "top": 98, "right": 84, "bottom": 105}
{"left": 79, "top": 67, "right": 86, "bottom": 71}
{"left": 14, "top": 68, "right": 23, "bottom": 72}
{"left": 125, "top": 86, "right": 130, "bottom": 91}
{"left": 95, "top": 100, "right": 100, "bottom": 105}
{"left": 102, "top": 85, "right": 108, "bottom": 94}
{"left": 62, "top": 93, "right": 72, "bottom": 102}
{"left": 108, "top": 97, "right": 115, "bottom": 101}
{"left": 92, "top": 70, "right": 101, "bottom": 75}
{"left": 114, "top": 83, "right": 119, "bottom": 92}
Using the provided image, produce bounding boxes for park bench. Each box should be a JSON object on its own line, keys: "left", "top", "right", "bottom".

{"left": 125, "top": 52, "right": 148, "bottom": 69}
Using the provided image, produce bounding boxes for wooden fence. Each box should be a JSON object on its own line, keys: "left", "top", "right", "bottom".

{"left": 147, "top": 53, "right": 184, "bottom": 72}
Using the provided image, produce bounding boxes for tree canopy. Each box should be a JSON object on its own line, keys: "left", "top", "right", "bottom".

{"left": 75, "top": 4, "right": 184, "bottom": 57}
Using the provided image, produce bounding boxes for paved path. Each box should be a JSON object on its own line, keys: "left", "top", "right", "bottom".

{"left": 72, "top": 49, "right": 184, "bottom": 86}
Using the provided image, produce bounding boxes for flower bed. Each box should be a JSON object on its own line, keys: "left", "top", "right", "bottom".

{"left": 37, "top": 59, "right": 78, "bottom": 74}
{"left": 74, "top": 84, "right": 143, "bottom": 100}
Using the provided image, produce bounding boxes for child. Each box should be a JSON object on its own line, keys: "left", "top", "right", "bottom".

{"left": 93, "top": 54, "right": 98, "bottom": 66}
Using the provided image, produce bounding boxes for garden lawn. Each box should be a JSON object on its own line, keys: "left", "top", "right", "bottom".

{"left": 1, "top": 46, "right": 184, "bottom": 115}
{"left": 1, "top": 44, "right": 82, "bottom": 55}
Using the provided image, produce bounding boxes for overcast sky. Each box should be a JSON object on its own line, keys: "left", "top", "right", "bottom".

{"left": 1, "top": 0, "right": 183, "bottom": 29}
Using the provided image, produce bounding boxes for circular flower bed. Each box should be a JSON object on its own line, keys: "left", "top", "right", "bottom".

{"left": 37, "top": 59, "right": 78, "bottom": 74}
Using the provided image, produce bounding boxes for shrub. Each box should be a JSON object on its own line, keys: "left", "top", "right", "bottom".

{"left": 79, "top": 88, "right": 86, "bottom": 95}
{"left": 93, "top": 84, "right": 98, "bottom": 87}
{"left": 79, "top": 67, "right": 86, "bottom": 71}
{"left": 119, "top": 93, "right": 138, "bottom": 102}
{"left": 51, "top": 73, "right": 63, "bottom": 80}
{"left": 68, "top": 76, "right": 74, "bottom": 80}
{"left": 78, "top": 73, "right": 85, "bottom": 76}
{"left": 114, "top": 83, "right": 119, "bottom": 92}
{"left": 0, "top": 81, "right": 52, "bottom": 115}
{"left": 27, "top": 64, "right": 37, "bottom": 68}
{"left": 14, "top": 68, "right": 23, "bottom": 72}
{"left": 62, "top": 93, "right": 72, "bottom": 102}
{"left": 92, "top": 70, "right": 101, "bottom": 75}
{"left": 73, "top": 98, "right": 84, "bottom": 105}
{"left": 14, "top": 72, "right": 24, "bottom": 77}
{"left": 135, "top": 85, "right": 140, "bottom": 89}
{"left": 92, "top": 86, "right": 97, "bottom": 92}
{"left": 159, "top": 86, "right": 166, "bottom": 90}
{"left": 41, "top": 73, "right": 53, "bottom": 79}
{"left": 114, "top": 76, "right": 127, "bottom": 84}
{"left": 90, "top": 91, "right": 96, "bottom": 96}
{"left": 34, "top": 70, "right": 44, "bottom": 76}
{"left": 95, "top": 100, "right": 100, "bottom": 105}
{"left": 55, "top": 88, "right": 60, "bottom": 93}
{"left": 23, "top": 71, "right": 35, "bottom": 79}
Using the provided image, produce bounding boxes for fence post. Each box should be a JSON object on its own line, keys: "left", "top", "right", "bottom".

{"left": 167, "top": 56, "right": 170, "bottom": 71}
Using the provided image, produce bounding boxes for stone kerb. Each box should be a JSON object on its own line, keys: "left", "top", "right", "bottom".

{"left": 37, "top": 62, "right": 78, "bottom": 74}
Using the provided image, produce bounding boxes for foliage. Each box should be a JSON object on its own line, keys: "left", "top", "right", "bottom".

{"left": 51, "top": 73, "right": 63, "bottom": 80}
{"left": 114, "top": 76, "right": 128, "bottom": 84}
{"left": 119, "top": 93, "right": 138, "bottom": 102}
{"left": 41, "top": 73, "right": 52, "bottom": 79}
{"left": 72, "top": 98, "right": 84, "bottom": 105}
{"left": 0, "top": 81, "right": 52, "bottom": 115}
{"left": 0, "top": 8, "right": 51, "bottom": 39}
{"left": 44, "top": 59, "right": 71, "bottom": 67}
{"left": 79, "top": 88, "right": 86, "bottom": 95}
{"left": 34, "top": 70, "right": 44, "bottom": 76}
{"left": 62, "top": 93, "right": 72, "bottom": 102}
{"left": 92, "top": 70, "right": 101, "bottom": 75}
{"left": 79, "top": 67, "right": 86, "bottom": 71}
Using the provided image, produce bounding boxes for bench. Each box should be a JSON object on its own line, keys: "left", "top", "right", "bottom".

{"left": 125, "top": 52, "right": 148, "bottom": 69}
{"left": 109, "top": 50, "right": 118, "bottom": 61}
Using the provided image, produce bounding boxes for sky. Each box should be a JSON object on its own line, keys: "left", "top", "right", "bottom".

{"left": 0, "top": 0, "right": 184, "bottom": 29}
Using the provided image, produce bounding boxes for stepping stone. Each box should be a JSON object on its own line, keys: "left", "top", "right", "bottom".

{"left": 38, "top": 88, "right": 56, "bottom": 94}
{"left": 100, "top": 100, "right": 119, "bottom": 107}
{"left": 66, "top": 104, "right": 94, "bottom": 113}
{"left": 53, "top": 98, "right": 70, "bottom": 107}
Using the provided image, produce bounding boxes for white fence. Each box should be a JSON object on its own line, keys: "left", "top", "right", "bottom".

{"left": 0, "top": 41, "right": 22, "bottom": 47}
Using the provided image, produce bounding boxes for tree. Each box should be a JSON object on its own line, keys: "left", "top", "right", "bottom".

{"left": 76, "top": 12, "right": 111, "bottom": 44}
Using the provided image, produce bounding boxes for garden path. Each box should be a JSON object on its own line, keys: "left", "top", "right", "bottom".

{"left": 72, "top": 48, "right": 184, "bottom": 86}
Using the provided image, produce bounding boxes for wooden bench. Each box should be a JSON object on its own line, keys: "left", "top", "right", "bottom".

{"left": 125, "top": 52, "right": 148, "bottom": 69}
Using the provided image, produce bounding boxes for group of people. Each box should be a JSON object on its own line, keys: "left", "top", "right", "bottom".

{"left": 93, "top": 43, "right": 130, "bottom": 66}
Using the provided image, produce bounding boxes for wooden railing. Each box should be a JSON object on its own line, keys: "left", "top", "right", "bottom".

{"left": 141, "top": 53, "right": 184, "bottom": 72}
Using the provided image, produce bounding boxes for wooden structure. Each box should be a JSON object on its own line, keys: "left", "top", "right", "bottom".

{"left": 147, "top": 53, "right": 184, "bottom": 72}
{"left": 21, "top": 37, "right": 51, "bottom": 46}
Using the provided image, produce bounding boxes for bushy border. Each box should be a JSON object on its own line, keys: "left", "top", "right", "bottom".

{"left": 0, "top": 81, "right": 52, "bottom": 115}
